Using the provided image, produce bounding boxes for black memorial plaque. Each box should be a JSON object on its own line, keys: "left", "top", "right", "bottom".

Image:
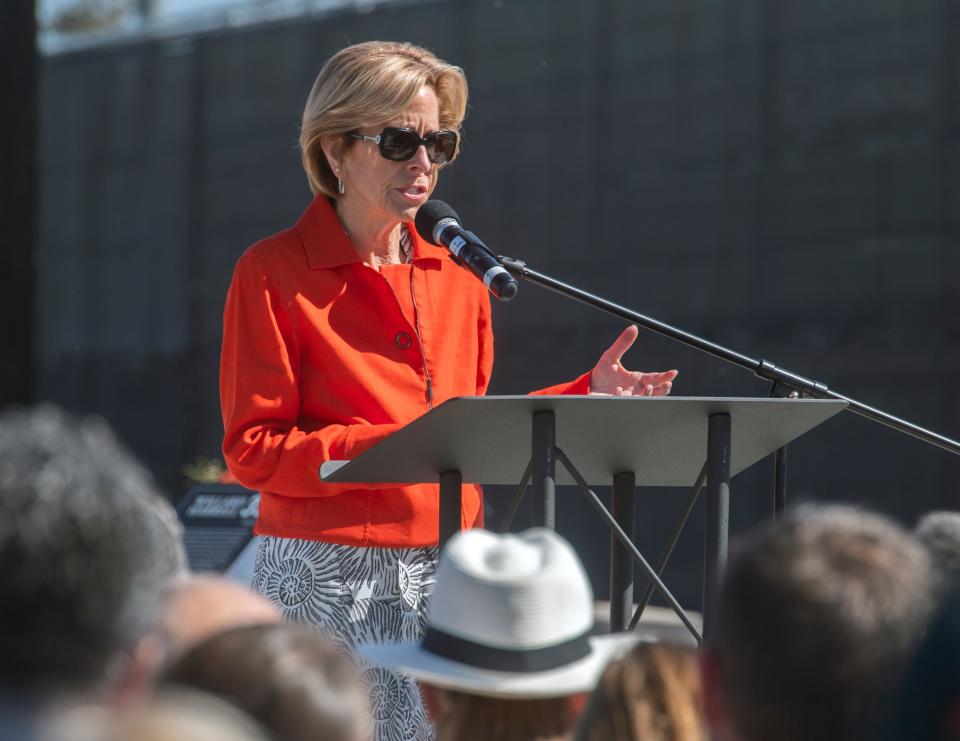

{"left": 177, "top": 484, "right": 260, "bottom": 572}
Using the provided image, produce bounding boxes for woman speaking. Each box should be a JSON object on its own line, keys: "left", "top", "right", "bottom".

{"left": 220, "top": 41, "right": 677, "bottom": 740}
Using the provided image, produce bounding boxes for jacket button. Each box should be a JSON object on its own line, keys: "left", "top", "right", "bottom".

{"left": 395, "top": 332, "right": 412, "bottom": 349}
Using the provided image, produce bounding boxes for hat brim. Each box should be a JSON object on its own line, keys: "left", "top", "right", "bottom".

{"left": 358, "top": 633, "right": 638, "bottom": 699}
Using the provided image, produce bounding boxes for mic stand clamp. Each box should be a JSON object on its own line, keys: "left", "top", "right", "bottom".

{"left": 768, "top": 381, "right": 799, "bottom": 522}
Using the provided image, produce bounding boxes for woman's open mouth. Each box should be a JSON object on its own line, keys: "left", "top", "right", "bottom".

{"left": 397, "top": 183, "right": 429, "bottom": 203}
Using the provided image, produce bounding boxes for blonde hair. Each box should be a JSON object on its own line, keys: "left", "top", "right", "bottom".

{"left": 574, "top": 643, "right": 706, "bottom": 741}
{"left": 300, "top": 41, "right": 468, "bottom": 197}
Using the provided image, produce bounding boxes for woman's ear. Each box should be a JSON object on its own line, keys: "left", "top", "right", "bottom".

{"left": 319, "top": 135, "right": 345, "bottom": 178}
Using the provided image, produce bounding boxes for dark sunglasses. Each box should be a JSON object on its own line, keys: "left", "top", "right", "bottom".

{"left": 349, "top": 127, "right": 459, "bottom": 165}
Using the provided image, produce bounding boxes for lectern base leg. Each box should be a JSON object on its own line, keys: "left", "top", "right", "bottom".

{"left": 439, "top": 470, "right": 462, "bottom": 547}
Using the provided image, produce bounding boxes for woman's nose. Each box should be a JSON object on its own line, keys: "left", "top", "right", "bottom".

{"left": 407, "top": 144, "right": 433, "bottom": 173}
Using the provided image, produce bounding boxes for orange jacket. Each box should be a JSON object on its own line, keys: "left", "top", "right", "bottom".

{"left": 220, "top": 196, "right": 590, "bottom": 547}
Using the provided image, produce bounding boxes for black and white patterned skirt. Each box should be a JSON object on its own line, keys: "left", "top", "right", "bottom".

{"left": 252, "top": 536, "right": 439, "bottom": 741}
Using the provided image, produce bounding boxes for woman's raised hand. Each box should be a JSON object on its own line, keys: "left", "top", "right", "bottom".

{"left": 589, "top": 325, "right": 678, "bottom": 396}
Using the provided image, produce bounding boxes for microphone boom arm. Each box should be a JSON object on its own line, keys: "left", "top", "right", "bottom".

{"left": 497, "top": 255, "right": 960, "bottom": 456}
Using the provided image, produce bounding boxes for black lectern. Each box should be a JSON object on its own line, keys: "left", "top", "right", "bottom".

{"left": 321, "top": 395, "right": 846, "bottom": 642}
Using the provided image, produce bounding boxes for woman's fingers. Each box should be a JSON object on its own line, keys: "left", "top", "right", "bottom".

{"left": 626, "top": 379, "right": 673, "bottom": 396}
{"left": 600, "top": 325, "right": 639, "bottom": 366}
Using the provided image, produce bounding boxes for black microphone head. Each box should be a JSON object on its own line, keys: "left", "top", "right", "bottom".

{"left": 415, "top": 200, "right": 460, "bottom": 245}
{"left": 492, "top": 273, "right": 519, "bottom": 301}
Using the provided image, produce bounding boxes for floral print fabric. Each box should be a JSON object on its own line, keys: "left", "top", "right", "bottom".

{"left": 253, "top": 536, "right": 438, "bottom": 740}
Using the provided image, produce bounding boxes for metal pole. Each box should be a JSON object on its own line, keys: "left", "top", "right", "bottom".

{"left": 531, "top": 411, "right": 556, "bottom": 529}
{"left": 774, "top": 445, "right": 787, "bottom": 522}
{"left": 703, "top": 413, "right": 731, "bottom": 642}
{"left": 609, "top": 471, "right": 636, "bottom": 633}
{"left": 438, "top": 470, "right": 462, "bottom": 547}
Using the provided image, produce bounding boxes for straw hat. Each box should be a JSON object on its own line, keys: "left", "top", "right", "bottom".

{"left": 359, "top": 528, "right": 636, "bottom": 698}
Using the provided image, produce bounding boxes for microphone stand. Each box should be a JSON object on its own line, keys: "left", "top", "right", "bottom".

{"left": 498, "top": 255, "right": 960, "bottom": 456}
{"left": 493, "top": 253, "right": 960, "bottom": 636}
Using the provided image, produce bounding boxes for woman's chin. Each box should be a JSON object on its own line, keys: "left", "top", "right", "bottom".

{"left": 391, "top": 201, "right": 424, "bottom": 223}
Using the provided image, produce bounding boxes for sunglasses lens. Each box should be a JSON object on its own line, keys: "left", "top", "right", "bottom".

{"left": 376, "top": 128, "right": 459, "bottom": 163}
{"left": 426, "top": 131, "right": 458, "bottom": 164}
{"left": 379, "top": 129, "right": 421, "bottom": 161}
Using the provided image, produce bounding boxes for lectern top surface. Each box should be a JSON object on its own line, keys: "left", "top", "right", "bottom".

{"left": 320, "top": 396, "right": 846, "bottom": 487}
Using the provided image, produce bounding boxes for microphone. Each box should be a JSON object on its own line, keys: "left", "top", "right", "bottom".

{"left": 415, "top": 200, "right": 519, "bottom": 301}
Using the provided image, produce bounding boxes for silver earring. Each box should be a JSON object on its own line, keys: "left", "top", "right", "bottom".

{"left": 338, "top": 177, "right": 345, "bottom": 194}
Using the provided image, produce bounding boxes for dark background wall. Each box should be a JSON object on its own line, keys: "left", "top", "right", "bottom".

{"left": 2, "top": 0, "right": 37, "bottom": 406}
{"left": 38, "top": 0, "right": 960, "bottom": 609}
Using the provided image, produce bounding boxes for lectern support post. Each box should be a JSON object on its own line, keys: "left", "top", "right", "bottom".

{"left": 439, "top": 470, "right": 462, "bottom": 546}
{"left": 774, "top": 446, "right": 788, "bottom": 521}
{"left": 531, "top": 411, "right": 557, "bottom": 529}
{"left": 610, "top": 471, "right": 637, "bottom": 632}
{"left": 703, "top": 413, "right": 731, "bottom": 639}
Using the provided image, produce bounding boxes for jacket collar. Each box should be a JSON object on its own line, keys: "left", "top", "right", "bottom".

{"left": 296, "top": 195, "right": 446, "bottom": 269}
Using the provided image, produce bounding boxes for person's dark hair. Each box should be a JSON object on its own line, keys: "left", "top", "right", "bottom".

{"left": 0, "top": 404, "right": 186, "bottom": 697}
{"left": 914, "top": 511, "right": 960, "bottom": 596}
{"left": 158, "top": 623, "right": 368, "bottom": 741}
{"left": 884, "top": 581, "right": 960, "bottom": 741}
{"left": 574, "top": 642, "right": 705, "bottom": 741}
{"left": 432, "top": 689, "right": 574, "bottom": 741}
{"left": 710, "top": 504, "right": 934, "bottom": 741}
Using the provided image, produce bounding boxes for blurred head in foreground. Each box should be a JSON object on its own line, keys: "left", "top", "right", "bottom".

{"left": 702, "top": 504, "right": 934, "bottom": 741}
{"left": 886, "top": 580, "right": 960, "bottom": 741}
{"left": 361, "top": 527, "right": 636, "bottom": 741}
{"left": 0, "top": 404, "right": 186, "bottom": 704}
{"left": 915, "top": 510, "right": 960, "bottom": 596}
{"left": 159, "top": 623, "right": 368, "bottom": 741}
{"left": 154, "top": 574, "right": 282, "bottom": 659}
{"left": 110, "top": 690, "right": 270, "bottom": 741}
{"left": 574, "top": 641, "right": 705, "bottom": 741}
{"left": 45, "top": 688, "right": 270, "bottom": 741}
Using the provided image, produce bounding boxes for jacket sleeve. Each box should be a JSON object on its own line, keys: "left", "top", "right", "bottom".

{"left": 476, "top": 292, "right": 494, "bottom": 395}
{"left": 529, "top": 370, "right": 593, "bottom": 396}
{"left": 220, "top": 253, "right": 399, "bottom": 497}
